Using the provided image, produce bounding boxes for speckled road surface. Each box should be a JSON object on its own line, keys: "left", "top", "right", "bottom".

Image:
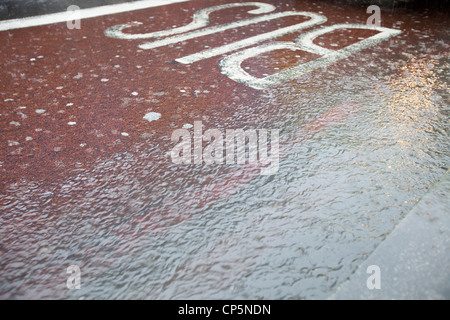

{"left": 0, "top": 0, "right": 448, "bottom": 299}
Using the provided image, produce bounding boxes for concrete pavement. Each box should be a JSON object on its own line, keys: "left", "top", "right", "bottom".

{"left": 331, "top": 170, "right": 450, "bottom": 300}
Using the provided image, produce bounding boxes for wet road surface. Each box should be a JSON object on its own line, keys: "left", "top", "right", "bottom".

{"left": 0, "top": 0, "right": 448, "bottom": 299}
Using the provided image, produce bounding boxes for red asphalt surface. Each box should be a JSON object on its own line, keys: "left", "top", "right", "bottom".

{"left": 0, "top": 0, "right": 448, "bottom": 298}
{"left": 0, "top": 1, "right": 373, "bottom": 221}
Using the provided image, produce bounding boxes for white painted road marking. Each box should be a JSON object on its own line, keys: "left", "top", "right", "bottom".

{"left": 176, "top": 12, "right": 327, "bottom": 64}
{"left": 0, "top": 0, "right": 189, "bottom": 32}
{"left": 137, "top": 11, "right": 315, "bottom": 50}
{"left": 102, "top": 2, "right": 402, "bottom": 89}
{"left": 104, "top": 2, "right": 276, "bottom": 40}
{"left": 218, "top": 24, "right": 402, "bottom": 89}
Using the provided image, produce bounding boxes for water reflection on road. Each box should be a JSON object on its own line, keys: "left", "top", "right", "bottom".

{"left": 0, "top": 1, "right": 448, "bottom": 299}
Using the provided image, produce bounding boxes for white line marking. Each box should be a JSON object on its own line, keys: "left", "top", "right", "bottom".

{"left": 218, "top": 24, "right": 402, "bottom": 89}
{"left": 138, "top": 11, "right": 312, "bottom": 50}
{"left": 176, "top": 12, "right": 327, "bottom": 64}
{"left": 0, "top": 0, "right": 189, "bottom": 32}
{"left": 104, "top": 2, "right": 275, "bottom": 40}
